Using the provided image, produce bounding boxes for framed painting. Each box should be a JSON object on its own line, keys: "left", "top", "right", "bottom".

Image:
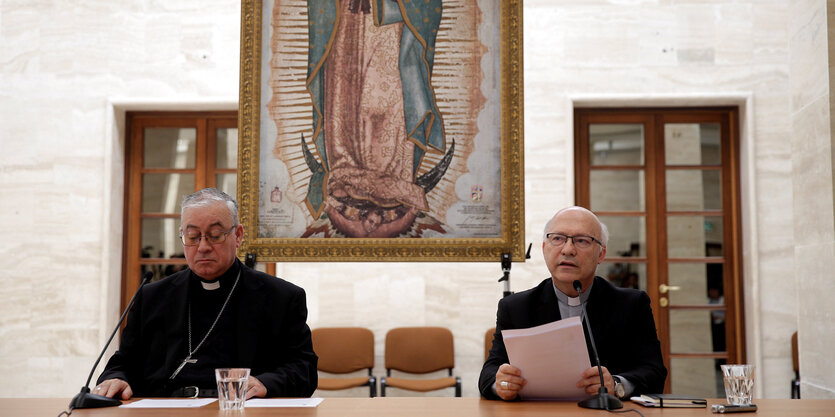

{"left": 237, "top": 0, "right": 524, "bottom": 261}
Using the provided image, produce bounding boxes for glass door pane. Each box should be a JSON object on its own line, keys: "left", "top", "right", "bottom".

{"left": 589, "top": 124, "right": 644, "bottom": 166}
{"left": 597, "top": 262, "right": 647, "bottom": 290}
{"left": 667, "top": 215, "right": 724, "bottom": 257}
{"left": 143, "top": 128, "right": 196, "bottom": 168}
{"left": 666, "top": 170, "right": 722, "bottom": 211}
{"left": 664, "top": 123, "right": 721, "bottom": 166}
{"left": 590, "top": 170, "right": 645, "bottom": 211}
{"left": 141, "top": 173, "right": 195, "bottom": 213}
{"left": 216, "top": 128, "right": 238, "bottom": 169}
{"left": 598, "top": 216, "right": 646, "bottom": 257}
{"left": 667, "top": 263, "right": 724, "bottom": 306}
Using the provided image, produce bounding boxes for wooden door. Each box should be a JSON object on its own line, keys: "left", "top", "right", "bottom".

{"left": 575, "top": 107, "right": 743, "bottom": 396}
{"left": 121, "top": 111, "right": 238, "bottom": 310}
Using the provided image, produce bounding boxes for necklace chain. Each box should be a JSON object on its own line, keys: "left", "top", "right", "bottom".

{"left": 169, "top": 269, "right": 241, "bottom": 380}
{"left": 188, "top": 269, "right": 241, "bottom": 355}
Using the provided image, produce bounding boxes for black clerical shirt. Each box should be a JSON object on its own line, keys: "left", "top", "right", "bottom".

{"left": 98, "top": 258, "right": 318, "bottom": 397}
{"left": 172, "top": 262, "right": 242, "bottom": 390}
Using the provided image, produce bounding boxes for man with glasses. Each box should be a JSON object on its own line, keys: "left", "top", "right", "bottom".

{"left": 479, "top": 206, "right": 666, "bottom": 400}
{"left": 95, "top": 188, "right": 317, "bottom": 399}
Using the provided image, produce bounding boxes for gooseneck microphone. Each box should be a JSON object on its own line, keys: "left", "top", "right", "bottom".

{"left": 573, "top": 280, "right": 623, "bottom": 410}
{"left": 68, "top": 271, "right": 153, "bottom": 411}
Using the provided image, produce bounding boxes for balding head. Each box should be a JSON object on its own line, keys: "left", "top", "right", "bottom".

{"left": 543, "top": 206, "right": 608, "bottom": 246}
{"left": 542, "top": 206, "right": 608, "bottom": 296}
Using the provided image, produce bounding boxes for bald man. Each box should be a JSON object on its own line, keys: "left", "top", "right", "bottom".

{"left": 479, "top": 207, "right": 666, "bottom": 400}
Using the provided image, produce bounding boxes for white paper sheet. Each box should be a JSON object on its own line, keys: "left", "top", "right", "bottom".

{"left": 119, "top": 398, "right": 217, "bottom": 408}
{"left": 502, "top": 316, "right": 591, "bottom": 400}
{"left": 245, "top": 398, "right": 324, "bottom": 407}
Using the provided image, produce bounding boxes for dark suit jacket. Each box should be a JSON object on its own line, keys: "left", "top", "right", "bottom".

{"left": 98, "top": 260, "right": 318, "bottom": 397}
{"left": 479, "top": 276, "right": 666, "bottom": 399}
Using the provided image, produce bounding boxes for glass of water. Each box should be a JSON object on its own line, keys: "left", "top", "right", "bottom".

{"left": 215, "top": 368, "right": 250, "bottom": 411}
{"left": 720, "top": 364, "right": 754, "bottom": 405}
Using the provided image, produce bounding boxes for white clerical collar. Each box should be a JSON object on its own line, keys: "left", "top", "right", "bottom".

{"left": 552, "top": 279, "right": 593, "bottom": 305}
{"left": 201, "top": 280, "right": 221, "bottom": 290}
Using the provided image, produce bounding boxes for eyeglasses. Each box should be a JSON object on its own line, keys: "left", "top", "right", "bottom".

{"left": 180, "top": 225, "right": 237, "bottom": 247}
{"left": 544, "top": 233, "right": 603, "bottom": 249}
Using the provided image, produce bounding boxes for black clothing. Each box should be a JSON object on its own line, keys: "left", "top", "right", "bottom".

{"left": 98, "top": 259, "right": 318, "bottom": 397}
{"left": 479, "top": 276, "right": 667, "bottom": 399}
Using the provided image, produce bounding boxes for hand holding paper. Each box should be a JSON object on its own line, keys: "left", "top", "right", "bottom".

{"left": 501, "top": 317, "right": 591, "bottom": 400}
{"left": 495, "top": 363, "right": 526, "bottom": 400}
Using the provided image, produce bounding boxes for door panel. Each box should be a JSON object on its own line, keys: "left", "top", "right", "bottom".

{"left": 666, "top": 170, "right": 722, "bottom": 211}
{"left": 597, "top": 215, "right": 647, "bottom": 257}
{"left": 666, "top": 215, "right": 724, "bottom": 257}
{"left": 590, "top": 170, "right": 646, "bottom": 211}
{"left": 575, "top": 108, "right": 742, "bottom": 397}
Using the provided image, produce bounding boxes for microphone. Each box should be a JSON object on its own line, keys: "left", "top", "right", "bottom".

{"left": 573, "top": 280, "right": 623, "bottom": 410}
{"left": 68, "top": 271, "right": 153, "bottom": 410}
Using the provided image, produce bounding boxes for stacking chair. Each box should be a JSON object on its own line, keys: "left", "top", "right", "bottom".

{"left": 312, "top": 327, "right": 377, "bottom": 397}
{"left": 484, "top": 327, "right": 496, "bottom": 360}
{"left": 791, "top": 331, "right": 800, "bottom": 399}
{"left": 380, "top": 326, "right": 461, "bottom": 397}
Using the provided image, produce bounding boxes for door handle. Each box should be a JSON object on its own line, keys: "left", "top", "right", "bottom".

{"left": 659, "top": 284, "right": 681, "bottom": 294}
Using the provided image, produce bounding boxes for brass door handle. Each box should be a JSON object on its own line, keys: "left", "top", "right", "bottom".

{"left": 659, "top": 284, "right": 681, "bottom": 294}
{"left": 659, "top": 297, "right": 669, "bottom": 307}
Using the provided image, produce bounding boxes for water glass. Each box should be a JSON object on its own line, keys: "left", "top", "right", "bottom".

{"left": 721, "top": 364, "right": 754, "bottom": 405}
{"left": 215, "top": 368, "right": 250, "bottom": 411}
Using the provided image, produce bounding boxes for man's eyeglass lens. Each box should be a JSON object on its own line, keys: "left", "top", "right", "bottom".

{"left": 181, "top": 226, "right": 235, "bottom": 246}
{"left": 545, "top": 233, "right": 600, "bottom": 249}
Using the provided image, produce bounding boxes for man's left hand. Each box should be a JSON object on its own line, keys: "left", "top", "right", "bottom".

{"left": 246, "top": 376, "right": 267, "bottom": 399}
{"left": 577, "top": 366, "right": 615, "bottom": 395}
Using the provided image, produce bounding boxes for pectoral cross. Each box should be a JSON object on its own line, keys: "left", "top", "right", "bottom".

{"left": 169, "top": 356, "right": 197, "bottom": 379}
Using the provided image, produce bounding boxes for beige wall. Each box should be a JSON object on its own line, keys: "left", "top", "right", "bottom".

{"left": 790, "top": 0, "right": 835, "bottom": 398}
{"left": 0, "top": 0, "right": 833, "bottom": 399}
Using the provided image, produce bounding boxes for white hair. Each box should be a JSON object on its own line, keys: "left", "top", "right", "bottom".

{"left": 181, "top": 188, "right": 239, "bottom": 225}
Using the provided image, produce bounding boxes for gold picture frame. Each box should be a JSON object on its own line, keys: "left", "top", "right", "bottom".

{"left": 237, "top": 0, "right": 524, "bottom": 261}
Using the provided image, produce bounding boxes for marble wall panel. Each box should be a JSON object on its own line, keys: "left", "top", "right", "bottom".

{"left": 791, "top": 96, "right": 835, "bottom": 245}
{"left": 789, "top": 0, "right": 829, "bottom": 111}
{"left": 790, "top": 0, "right": 835, "bottom": 398}
{"left": 715, "top": 3, "right": 755, "bottom": 65}
{"left": 753, "top": 1, "right": 790, "bottom": 65}
{"left": 795, "top": 241, "right": 835, "bottom": 397}
{"left": 831, "top": 0, "right": 835, "bottom": 224}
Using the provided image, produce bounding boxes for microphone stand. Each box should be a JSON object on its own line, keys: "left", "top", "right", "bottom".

{"left": 574, "top": 280, "right": 623, "bottom": 410}
{"left": 68, "top": 271, "right": 152, "bottom": 410}
{"left": 496, "top": 244, "right": 531, "bottom": 299}
{"left": 497, "top": 253, "right": 512, "bottom": 298}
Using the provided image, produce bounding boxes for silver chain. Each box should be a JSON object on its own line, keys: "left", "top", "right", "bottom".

{"left": 177, "top": 269, "right": 241, "bottom": 378}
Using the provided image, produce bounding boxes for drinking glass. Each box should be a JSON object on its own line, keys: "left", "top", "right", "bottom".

{"left": 215, "top": 368, "right": 250, "bottom": 411}
{"left": 720, "top": 364, "right": 754, "bottom": 405}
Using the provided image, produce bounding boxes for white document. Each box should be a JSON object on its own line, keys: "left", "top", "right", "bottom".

{"left": 245, "top": 398, "right": 324, "bottom": 407}
{"left": 502, "top": 316, "right": 591, "bottom": 400}
{"left": 119, "top": 398, "right": 217, "bottom": 408}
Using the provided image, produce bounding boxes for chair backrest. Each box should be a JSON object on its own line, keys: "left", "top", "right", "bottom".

{"left": 385, "top": 327, "right": 454, "bottom": 374}
{"left": 791, "top": 331, "right": 799, "bottom": 373}
{"left": 484, "top": 327, "right": 496, "bottom": 361}
{"left": 312, "top": 327, "right": 375, "bottom": 374}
